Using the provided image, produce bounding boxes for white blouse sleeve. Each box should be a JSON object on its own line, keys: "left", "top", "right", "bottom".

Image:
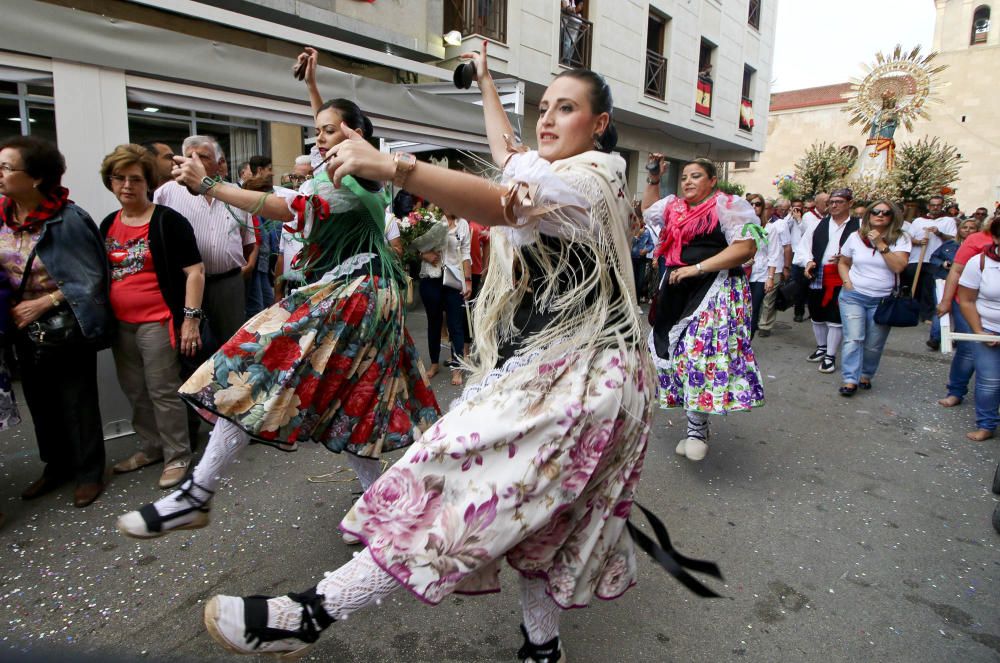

{"left": 459, "top": 220, "right": 472, "bottom": 261}
{"left": 959, "top": 258, "right": 984, "bottom": 290}
{"left": 715, "top": 193, "right": 761, "bottom": 245}
{"left": 501, "top": 151, "right": 592, "bottom": 240}
{"left": 642, "top": 195, "right": 674, "bottom": 229}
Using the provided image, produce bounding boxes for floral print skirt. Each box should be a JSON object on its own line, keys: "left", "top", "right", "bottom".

{"left": 657, "top": 275, "right": 764, "bottom": 413}
{"left": 179, "top": 273, "right": 440, "bottom": 458}
{"left": 341, "top": 347, "right": 652, "bottom": 609}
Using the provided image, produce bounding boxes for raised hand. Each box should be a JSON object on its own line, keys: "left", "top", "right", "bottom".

{"left": 172, "top": 153, "right": 208, "bottom": 192}
{"left": 326, "top": 123, "right": 394, "bottom": 187}
{"left": 459, "top": 40, "right": 491, "bottom": 83}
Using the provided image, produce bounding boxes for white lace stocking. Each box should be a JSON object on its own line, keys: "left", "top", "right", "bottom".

{"left": 314, "top": 549, "right": 398, "bottom": 620}
{"left": 191, "top": 418, "right": 251, "bottom": 494}
{"left": 345, "top": 454, "right": 382, "bottom": 491}
{"left": 520, "top": 576, "right": 561, "bottom": 645}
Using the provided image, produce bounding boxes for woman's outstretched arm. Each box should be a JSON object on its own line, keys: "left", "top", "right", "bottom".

{"left": 463, "top": 41, "right": 516, "bottom": 166}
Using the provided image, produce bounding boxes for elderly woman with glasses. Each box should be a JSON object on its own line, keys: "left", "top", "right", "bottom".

{"left": 99, "top": 144, "right": 205, "bottom": 489}
{"left": 835, "top": 200, "right": 911, "bottom": 395}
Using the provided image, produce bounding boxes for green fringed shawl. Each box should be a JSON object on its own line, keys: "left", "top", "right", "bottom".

{"left": 292, "top": 170, "right": 406, "bottom": 288}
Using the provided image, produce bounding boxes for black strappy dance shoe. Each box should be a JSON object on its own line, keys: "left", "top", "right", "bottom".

{"left": 204, "top": 587, "right": 335, "bottom": 658}
{"left": 518, "top": 624, "right": 566, "bottom": 663}
{"left": 116, "top": 478, "right": 214, "bottom": 539}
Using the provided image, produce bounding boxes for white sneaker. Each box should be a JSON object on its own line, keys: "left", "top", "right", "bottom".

{"left": 675, "top": 438, "right": 688, "bottom": 456}
{"left": 684, "top": 438, "right": 709, "bottom": 461}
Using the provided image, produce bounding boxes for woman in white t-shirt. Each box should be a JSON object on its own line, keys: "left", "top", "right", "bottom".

{"left": 836, "top": 200, "right": 911, "bottom": 396}
{"left": 957, "top": 217, "right": 1000, "bottom": 440}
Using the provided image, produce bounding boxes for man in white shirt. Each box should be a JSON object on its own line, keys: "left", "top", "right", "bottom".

{"left": 796, "top": 188, "right": 860, "bottom": 373}
{"left": 757, "top": 207, "right": 793, "bottom": 336}
{"left": 906, "top": 194, "right": 956, "bottom": 327}
{"left": 791, "top": 196, "right": 824, "bottom": 321}
{"left": 154, "top": 135, "right": 257, "bottom": 345}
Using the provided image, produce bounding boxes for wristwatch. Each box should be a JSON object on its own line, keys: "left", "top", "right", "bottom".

{"left": 392, "top": 153, "right": 417, "bottom": 189}
{"left": 197, "top": 176, "right": 217, "bottom": 195}
{"left": 878, "top": 244, "right": 890, "bottom": 254}
{"left": 183, "top": 307, "right": 204, "bottom": 320}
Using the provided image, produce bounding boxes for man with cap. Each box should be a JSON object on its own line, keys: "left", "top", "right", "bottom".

{"left": 906, "top": 195, "right": 956, "bottom": 335}
{"left": 796, "top": 188, "right": 860, "bottom": 373}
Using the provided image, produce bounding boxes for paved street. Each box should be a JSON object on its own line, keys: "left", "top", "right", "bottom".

{"left": 0, "top": 306, "right": 997, "bottom": 662}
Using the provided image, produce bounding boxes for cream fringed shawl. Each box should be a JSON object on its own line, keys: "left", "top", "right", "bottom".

{"left": 467, "top": 148, "right": 652, "bottom": 389}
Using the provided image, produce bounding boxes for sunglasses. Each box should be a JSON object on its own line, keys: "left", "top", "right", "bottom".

{"left": 752, "top": 202, "right": 764, "bottom": 207}
{"left": 870, "top": 209, "right": 893, "bottom": 217}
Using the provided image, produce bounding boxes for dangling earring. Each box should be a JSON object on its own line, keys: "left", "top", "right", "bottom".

{"left": 593, "top": 133, "right": 602, "bottom": 150}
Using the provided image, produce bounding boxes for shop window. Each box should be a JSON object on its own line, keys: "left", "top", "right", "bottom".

{"left": 0, "top": 79, "right": 56, "bottom": 142}
{"left": 126, "top": 105, "right": 263, "bottom": 179}
{"left": 972, "top": 5, "right": 991, "bottom": 44}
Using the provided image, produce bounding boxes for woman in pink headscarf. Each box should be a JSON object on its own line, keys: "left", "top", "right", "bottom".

{"left": 642, "top": 157, "right": 764, "bottom": 462}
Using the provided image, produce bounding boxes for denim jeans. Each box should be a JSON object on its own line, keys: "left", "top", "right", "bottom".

{"left": 972, "top": 342, "right": 1000, "bottom": 431}
{"left": 838, "top": 288, "right": 892, "bottom": 384}
{"left": 946, "top": 299, "right": 975, "bottom": 400}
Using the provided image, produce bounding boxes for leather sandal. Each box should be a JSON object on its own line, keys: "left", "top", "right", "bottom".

{"left": 839, "top": 384, "right": 858, "bottom": 397}
{"left": 858, "top": 380, "right": 872, "bottom": 390}
{"left": 116, "top": 479, "right": 213, "bottom": 539}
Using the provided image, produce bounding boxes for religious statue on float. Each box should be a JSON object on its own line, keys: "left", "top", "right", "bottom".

{"left": 844, "top": 45, "right": 946, "bottom": 177}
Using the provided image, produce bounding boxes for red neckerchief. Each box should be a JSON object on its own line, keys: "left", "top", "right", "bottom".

{"left": 985, "top": 241, "right": 1000, "bottom": 262}
{"left": 653, "top": 193, "right": 719, "bottom": 266}
{"left": 0, "top": 187, "right": 71, "bottom": 233}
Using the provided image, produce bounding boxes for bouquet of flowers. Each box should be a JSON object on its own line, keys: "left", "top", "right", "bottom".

{"left": 398, "top": 204, "right": 448, "bottom": 263}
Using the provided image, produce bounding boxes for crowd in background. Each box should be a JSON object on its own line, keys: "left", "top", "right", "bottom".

{"left": 2, "top": 127, "right": 1000, "bottom": 523}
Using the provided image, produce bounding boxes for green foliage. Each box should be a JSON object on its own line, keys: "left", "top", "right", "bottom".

{"left": 793, "top": 142, "right": 856, "bottom": 197}
{"left": 889, "top": 137, "right": 965, "bottom": 202}
{"left": 717, "top": 180, "right": 745, "bottom": 196}
{"left": 777, "top": 178, "right": 800, "bottom": 200}
{"left": 832, "top": 172, "right": 900, "bottom": 203}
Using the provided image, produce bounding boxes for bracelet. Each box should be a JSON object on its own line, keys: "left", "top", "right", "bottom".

{"left": 249, "top": 193, "right": 269, "bottom": 216}
{"left": 183, "top": 307, "right": 204, "bottom": 320}
{"left": 48, "top": 292, "right": 60, "bottom": 308}
{"left": 646, "top": 177, "right": 660, "bottom": 185}
{"left": 696, "top": 262, "right": 704, "bottom": 273}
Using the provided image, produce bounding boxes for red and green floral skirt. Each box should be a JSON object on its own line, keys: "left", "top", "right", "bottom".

{"left": 179, "top": 273, "right": 440, "bottom": 458}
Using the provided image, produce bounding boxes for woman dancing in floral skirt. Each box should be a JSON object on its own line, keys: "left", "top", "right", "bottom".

{"left": 117, "top": 62, "right": 440, "bottom": 541}
{"left": 191, "top": 44, "right": 660, "bottom": 662}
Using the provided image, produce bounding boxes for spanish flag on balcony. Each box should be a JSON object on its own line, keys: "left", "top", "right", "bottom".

{"left": 695, "top": 77, "right": 712, "bottom": 116}
{"left": 740, "top": 98, "right": 754, "bottom": 130}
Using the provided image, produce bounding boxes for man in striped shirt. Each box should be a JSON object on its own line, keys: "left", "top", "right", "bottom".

{"left": 154, "top": 135, "right": 256, "bottom": 348}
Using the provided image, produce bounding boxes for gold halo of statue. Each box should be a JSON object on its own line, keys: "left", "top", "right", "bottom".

{"left": 843, "top": 45, "right": 947, "bottom": 175}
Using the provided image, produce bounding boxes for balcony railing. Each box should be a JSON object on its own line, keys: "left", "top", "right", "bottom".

{"left": 644, "top": 49, "right": 667, "bottom": 100}
{"left": 559, "top": 13, "right": 593, "bottom": 69}
{"left": 695, "top": 75, "right": 713, "bottom": 117}
{"left": 445, "top": 0, "right": 507, "bottom": 43}
{"left": 739, "top": 96, "right": 755, "bottom": 131}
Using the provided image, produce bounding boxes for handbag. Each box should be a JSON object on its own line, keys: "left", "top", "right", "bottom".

{"left": 775, "top": 277, "right": 803, "bottom": 312}
{"left": 16, "top": 246, "right": 84, "bottom": 349}
{"left": 442, "top": 263, "right": 465, "bottom": 291}
{"left": 873, "top": 242, "right": 926, "bottom": 327}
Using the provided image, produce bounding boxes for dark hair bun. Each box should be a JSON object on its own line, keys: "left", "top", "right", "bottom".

{"left": 361, "top": 115, "right": 374, "bottom": 139}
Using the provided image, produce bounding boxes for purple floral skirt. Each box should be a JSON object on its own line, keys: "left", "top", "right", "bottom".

{"left": 656, "top": 275, "right": 764, "bottom": 413}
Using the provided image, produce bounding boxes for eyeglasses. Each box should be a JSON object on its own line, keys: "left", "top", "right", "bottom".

{"left": 751, "top": 201, "right": 764, "bottom": 207}
{"left": 110, "top": 175, "right": 146, "bottom": 186}
{"left": 870, "top": 209, "right": 893, "bottom": 217}
{"left": 0, "top": 163, "right": 26, "bottom": 174}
